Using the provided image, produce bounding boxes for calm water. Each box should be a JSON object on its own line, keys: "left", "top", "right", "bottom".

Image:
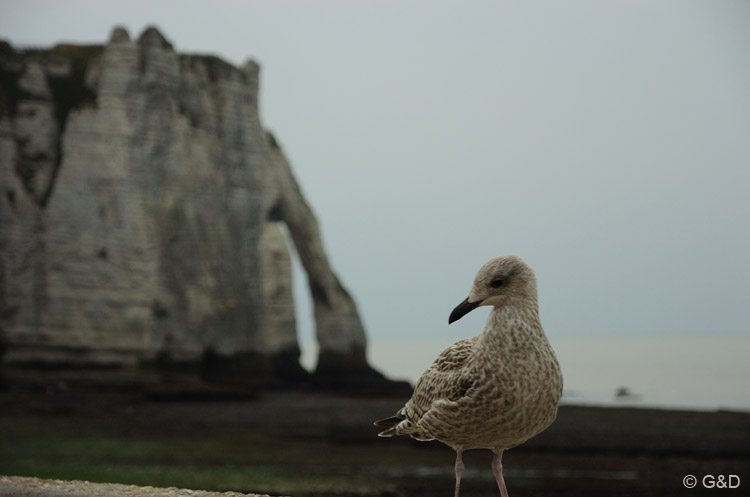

{"left": 300, "top": 335, "right": 750, "bottom": 412}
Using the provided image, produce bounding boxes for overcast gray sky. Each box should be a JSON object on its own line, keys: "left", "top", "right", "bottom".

{"left": 2, "top": 1, "right": 749, "bottom": 343}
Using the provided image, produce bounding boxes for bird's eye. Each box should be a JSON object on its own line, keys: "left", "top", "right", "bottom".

{"left": 490, "top": 278, "right": 504, "bottom": 288}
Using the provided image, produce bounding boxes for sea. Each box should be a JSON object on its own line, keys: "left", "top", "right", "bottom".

{"left": 300, "top": 335, "right": 750, "bottom": 412}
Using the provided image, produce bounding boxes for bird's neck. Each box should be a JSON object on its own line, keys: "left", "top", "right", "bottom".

{"left": 481, "top": 300, "right": 545, "bottom": 344}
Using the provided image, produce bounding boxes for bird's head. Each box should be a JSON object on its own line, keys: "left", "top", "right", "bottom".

{"left": 449, "top": 255, "right": 538, "bottom": 324}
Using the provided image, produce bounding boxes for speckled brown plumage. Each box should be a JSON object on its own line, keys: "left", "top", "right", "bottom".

{"left": 374, "top": 255, "right": 563, "bottom": 497}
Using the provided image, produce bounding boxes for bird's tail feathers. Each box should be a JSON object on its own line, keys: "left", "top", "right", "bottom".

{"left": 376, "top": 426, "right": 399, "bottom": 437}
{"left": 373, "top": 413, "right": 406, "bottom": 437}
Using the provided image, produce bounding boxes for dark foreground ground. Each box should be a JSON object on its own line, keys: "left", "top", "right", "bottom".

{"left": 0, "top": 380, "right": 748, "bottom": 497}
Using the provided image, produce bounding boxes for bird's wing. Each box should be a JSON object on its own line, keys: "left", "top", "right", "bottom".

{"left": 408, "top": 336, "right": 479, "bottom": 414}
{"left": 375, "top": 337, "right": 478, "bottom": 439}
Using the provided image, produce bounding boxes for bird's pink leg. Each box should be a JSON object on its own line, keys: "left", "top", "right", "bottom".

{"left": 454, "top": 450, "right": 465, "bottom": 497}
{"left": 492, "top": 450, "right": 509, "bottom": 497}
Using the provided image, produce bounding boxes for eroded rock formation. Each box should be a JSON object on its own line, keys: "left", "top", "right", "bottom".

{"left": 0, "top": 27, "right": 387, "bottom": 388}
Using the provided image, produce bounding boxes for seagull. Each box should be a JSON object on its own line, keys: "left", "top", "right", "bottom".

{"left": 374, "top": 255, "right": 562, "bottom": 497}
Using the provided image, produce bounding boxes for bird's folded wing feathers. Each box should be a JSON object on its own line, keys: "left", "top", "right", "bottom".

{"left": 408, "top": 337, "right": 478, "bottom": 412}
{"left": 374, "top": 337, "right": 480, "bottom": 438}
{"left": 373, "top": 412, "right": 405, "bottom": 427}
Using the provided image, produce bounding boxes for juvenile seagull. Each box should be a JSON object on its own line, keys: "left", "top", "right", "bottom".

{"left": 374, "top": 255, "right": 562, "bottom": 497}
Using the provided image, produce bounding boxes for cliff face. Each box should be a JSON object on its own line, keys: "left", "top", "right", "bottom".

{"left": 0, "top": 27, "right": 383, "bottom": 386}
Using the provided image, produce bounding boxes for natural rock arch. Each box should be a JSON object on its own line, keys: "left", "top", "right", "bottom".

{"left": 0, "top": 26, "right": 395, "bottom": 390}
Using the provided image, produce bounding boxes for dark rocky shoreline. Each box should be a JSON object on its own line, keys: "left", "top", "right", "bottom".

{"left": 1, "top": 375, "right": 748, "bottom": 496}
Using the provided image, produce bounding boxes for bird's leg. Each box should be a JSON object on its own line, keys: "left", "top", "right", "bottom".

{"left": 492, "top": 450, "right": 509, "bottom": 497}
{"left": 454, "top": 450, "right": 465, "bottom": 497}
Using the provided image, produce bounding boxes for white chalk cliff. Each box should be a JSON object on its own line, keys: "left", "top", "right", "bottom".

{"left": 0, "top": 27, "right": 388, "bottom": 387}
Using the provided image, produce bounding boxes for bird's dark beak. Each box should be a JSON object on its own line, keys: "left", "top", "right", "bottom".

{"left": 449, "top": 297, "right": 481, "bottom": 324}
